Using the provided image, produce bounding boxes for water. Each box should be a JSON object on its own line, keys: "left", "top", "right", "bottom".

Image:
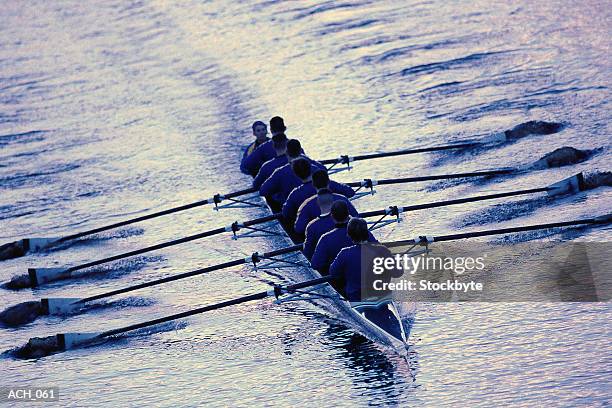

{"left": 1, "top": 0, "right": 610, "bottom": 406}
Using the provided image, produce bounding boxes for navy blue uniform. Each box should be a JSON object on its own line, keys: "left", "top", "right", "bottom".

{"left": 330, "top": 243, "right": 403, "bottom": 301}
{"left": 253, "top": 156, "right": 288, "bottom": 189}
{"left": 310, "top": 224, "right": 376, "bottom": 275}
{"left": 260, "top": 160, "right": 325, "bottom": 204}
{"left": 241, "top": 139, "right": 269, "bottom": 175}
{"left": 294, "top": 193, "right": 358, "bottom": 235}
{"left": 242, "top": 140, "right": 276, "bottom": 176}
{"left": 302, "top": 214, "right": 335, "bottom": 260}
{"left": 282, "top": 181, "right": 355, "bottom": 224}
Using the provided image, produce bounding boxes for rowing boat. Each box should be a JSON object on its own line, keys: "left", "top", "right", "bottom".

{"left": 261, "top": 198, "right": 412, "bottom": 354}
{"left": 253, "top": 181, "right": 414, "bottom": 354}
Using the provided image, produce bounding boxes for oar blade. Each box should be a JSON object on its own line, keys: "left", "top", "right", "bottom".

{"left": 547, "top": 172, "right": 586, "bottom": 196}
{"left": 28, "top": 268, "right": 70, "bottom": 287}
{"left": 41, "top": 298, "right": 82, "bottom": 315}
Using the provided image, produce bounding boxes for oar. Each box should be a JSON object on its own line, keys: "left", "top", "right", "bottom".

{"left": 319, "top": 142, "right": 478, "bottom": 166}
{"left": 0, "top": 186, "right": 257, "bottom": 261}
{"left": 17, "top": 276, "right": 333, "bottom": 358}
{"left": 7, "top": 213, "right": 278, "bottom": 289}
{"left": 0, "top": 244, "right": 302, "bottom": 327}
{"left": 389, "top": 214, "right": 611, "bottom": 248}
{"left": 7, "top": 173, "right": 585, "bottom": 289}
{"left": 360, "top": 173, "right": 586, "bottom": 222}
{"left": 345, "top": 169, "right": 515, "bottom": 189}
{"left": 17, "top": 213, "right": 611, "bottom": 358}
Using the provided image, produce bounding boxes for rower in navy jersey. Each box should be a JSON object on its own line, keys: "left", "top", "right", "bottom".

{"left": 240, "top": 121, "right": 269, "bottom": 175}
{"left": 283, "top": 169, "right": 355, "bottom": 227}
{"left": 252, "top": 133, "right": 288, "bottom": 189}
{"left": 329, "top": 218, "right": 403, "bottom": 302}
{"left": 259, "top": 141, "right": 325, "bottom": 205}
{"left": 302, "top": 188, "right": 335, "bottom": 260}
{"left": 294, "top": 172, "right": 358, "bottom": 235}
{"left": 242, "top": 116, "right": 286, "bottom": 176}
{"left": 310, "top": 201, "right": 377, "bottom": 275}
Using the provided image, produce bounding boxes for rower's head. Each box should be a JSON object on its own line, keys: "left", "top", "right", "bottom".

{"left": 286, "top": 139, "right": 302, "bottom": 162}
{"left": 331, "top": 200, "right": 350, "bottom": 225}
{"left": 347, "top": 217, "right": 369, "bottom": 243}
{"left": 292, "top": 158, "right": 311, "bottom": 182}
{"left": 272, "top": 133, "right": 288, "bottom": 156}
{"left": 317, "top": 188, "right": 334, "bottom": 215}
{"left": 312, "top": 170, "right": 330, "bottom": 190}
{"left": 270, "top": 116, "right": 286, "bottom": 136}
{"left": 252, "top": 121, "right": 268, "bottom": 142}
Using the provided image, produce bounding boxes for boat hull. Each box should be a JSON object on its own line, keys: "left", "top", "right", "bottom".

{"left": 262, "top": 198, "right": 412, "bottom": 354}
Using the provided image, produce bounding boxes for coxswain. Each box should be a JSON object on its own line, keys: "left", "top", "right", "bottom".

{"left": 242, "top": 116, "right": 286, "bottom": 176}
{"left": 282, "top": 169, "right": 355, "bottom": 228}
{"left": 329, "top": 218, "right": 403, "bottom": 302}
{"left": 302, "top": 188, "right": 335, "bottom": 260}
{"left": 252, "top": 133, "right": 288, "bottom": 189}
{"left": 310, "top": 201, "right": 376, "bottom": 275}
{"left": 259, "top": 141, "right": 324, "bottom": 205}
{"left": 240, "top": 121, "right": 269, "bottom": 175}
{"left": 294, "top": 172, "right": 357, "bottom": 235}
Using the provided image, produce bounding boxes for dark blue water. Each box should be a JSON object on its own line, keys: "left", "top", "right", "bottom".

{"left": 1, "top": 0, "right": 610, "bottom": 406}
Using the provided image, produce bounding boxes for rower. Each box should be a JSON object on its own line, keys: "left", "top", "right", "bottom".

{"left": 240, "top": 121, "right": 269, "bottom": 175}
{"left": 252, "top": 133, "right": 288, "bottom": 189}
{"left": 294, "top": 171, "right": 357, "bottom": 235}
{"left": 259, "top": 141, "right": 324, "bottom": 205}
{"left": 302, "top": 189, "right": 335, "bottom": 260}
{"left": 310, "top": 201, "right": 376, "bottom": 275}
{"left": 329, "top": 218, "right": 403, "bottom": 301}
{"left": 283, "top": 169, "right": 355, "bottom": 228}
{"left": 242, "top": 116, "right": 286, "bottom": 176}
{"left": 329, "top": 218, "right": 405, "bottom": 341}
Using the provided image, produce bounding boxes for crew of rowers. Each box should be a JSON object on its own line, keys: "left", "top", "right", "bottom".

{"left": 241, "top": 116, "right": 401, "bottom": 303}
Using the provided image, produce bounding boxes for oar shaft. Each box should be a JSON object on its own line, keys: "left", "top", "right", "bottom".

{"left": 79, "top": 259, "right": 246, "bottom": 303}
{"left": 359, "top": 187, "right": 550, "bottom": 218}
{"left": 319, "top": 143, "right": 478, "bottom": 165}
{"left": 57, "top": 187, "right": 257, "bottom": 243}
{"left": 346, "top": 169, "right": 514, "bottom": 188}
{"left": 66, "top": 213, "right": 280, "bottom": 273}
{"left": 432, "top": 218, "right": 603, "bottom": 242}
{"left": 98, "top": 291, "right": 269, "bottom": 338}
{"left": 67, "top": 227, "right": 227, "bottom": 272}
{"left": 78, "top": 244, "right": 303, "bottom": 303}
{"left": 97, "top": 276, "right": 331, "bottom": 338}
